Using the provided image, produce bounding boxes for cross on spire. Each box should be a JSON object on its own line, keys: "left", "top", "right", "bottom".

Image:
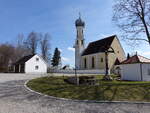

{"left": 79, "top": 12, "right": 81, "bottom": 18}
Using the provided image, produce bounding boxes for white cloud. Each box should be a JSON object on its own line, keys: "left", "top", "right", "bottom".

{"left": 142, "top": 52, "right": 150, "bottom": 56}
{"left": 59, "top": 49, "right": 62, "bottom": 52}
{"left": 62, "top": 57, "right": 70, "bottom": 62}
{"left": 99, "top": 33, "right": 117, "bottom": 38}
{"left": 67, "top": 47, "right": 75, "bottom": 52}
{"left": 99, "top": 34, "right": 108, "bottom": 38}
{"left": 135, "top": 50, "right": 150, "bottom": 58}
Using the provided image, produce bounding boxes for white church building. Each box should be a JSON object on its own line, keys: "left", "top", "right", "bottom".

{"left": 74, "top": 16, "right": 126, "bottom": 73}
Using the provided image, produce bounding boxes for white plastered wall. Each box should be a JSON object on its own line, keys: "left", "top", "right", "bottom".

{"left": 25, "top": 55, "right": 47, "bottom": 74}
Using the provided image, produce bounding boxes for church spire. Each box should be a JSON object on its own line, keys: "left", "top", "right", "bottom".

{"left": 75, "top": 13, "right": 85, "bottom": 27}
{"left": 79, "top": 12, "right": 81, "bottom": 19}
{"left": 75, "top": 14, "right": 85, "bottom": 69}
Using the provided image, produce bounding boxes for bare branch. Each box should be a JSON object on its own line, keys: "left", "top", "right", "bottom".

{"left": 126, "top": 37, "right": 149, "bottom": 42}
{"left": 113, "top": 0, "right": 150, "bottom": 45}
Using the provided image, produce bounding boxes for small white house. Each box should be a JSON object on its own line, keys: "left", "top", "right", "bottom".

{"left": 14, "top": 54, "right": 47, "bottom": 74}
{"left": 120, "top": 55, "right": 150, "bottom": 81}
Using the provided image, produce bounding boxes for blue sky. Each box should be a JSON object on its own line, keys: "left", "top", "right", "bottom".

{"left": 0, "top": 0, "right": 150, "bottom": 67}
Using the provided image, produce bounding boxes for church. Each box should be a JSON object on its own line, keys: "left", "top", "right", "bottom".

{"left": 74, "top": 16, "right": 126, "bottom": 73}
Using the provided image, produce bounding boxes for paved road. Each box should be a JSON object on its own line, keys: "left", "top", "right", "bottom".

{"left": 0, "top": 74, "right": 150, "bottom": 113}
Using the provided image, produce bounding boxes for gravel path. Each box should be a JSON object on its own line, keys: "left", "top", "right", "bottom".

{"left": 0, "top": 74, "right": 150, "bottom": 113}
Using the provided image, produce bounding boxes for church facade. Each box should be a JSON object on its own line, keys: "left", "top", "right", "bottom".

{"left": 74, "top": 16, "right": 126, "bottom": 72}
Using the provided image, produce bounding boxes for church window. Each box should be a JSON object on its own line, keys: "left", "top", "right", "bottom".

{"left": 77, "top": 30, "right": 79, "bottom": 37}
{"left": 76, "top": 40, "right": 78, "bottom": 45}
{"left": 81, "top": 40, "right": 84, "bottom": 45}
{"left": 101, "top": 58, "right": 103, "bottom": 62}
{"left": 92, "top": 57, "right": 95, "bottom": 68}
{"left": 84, "top": 58, "right": 87, "bottom": 69}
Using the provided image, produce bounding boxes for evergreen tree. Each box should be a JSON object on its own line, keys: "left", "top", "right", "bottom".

{"left": 127, "top": 53, "right": 130, "bottom": 59}
{"left": 51, "top": 48, "right": 61, "bottom": 67}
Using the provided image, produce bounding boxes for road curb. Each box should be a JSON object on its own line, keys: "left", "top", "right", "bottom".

{"left": 24, "top": 79, "right": 150, "bottom": 104}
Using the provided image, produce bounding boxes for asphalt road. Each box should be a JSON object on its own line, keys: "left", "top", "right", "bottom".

{"left": 0, "top": 73, "right": 150, "bottom": 113}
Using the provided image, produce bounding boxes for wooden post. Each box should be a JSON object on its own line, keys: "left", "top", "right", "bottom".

{"left": 19, "top": 64, "right": 21, "bottom": 73}
{"left": 105, "top": 51, "right": 109, "bottom": 76}
{"left": 14, "top": 66, "right": 15, "bottom": 73}
{"left": 75, "top": 50, "right": 79, "bottom": 85}
{"left": 102, "top": 46, "right": 114, "bottom": 80}
{"left": 103, "top": 49, "right": 113, "bottom": 80}
{"left": 75, "top": 68, "right": 79, "bottom": 85}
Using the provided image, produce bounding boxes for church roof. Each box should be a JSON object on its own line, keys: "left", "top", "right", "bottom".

{"left": 82, "top": 35, "right": 116, "bottom": 56}
{"left": 14, "top": 54, "right": 35, "bottom": 65}
{"left": 121, "top": 55, "right": 150, "bottom": 64}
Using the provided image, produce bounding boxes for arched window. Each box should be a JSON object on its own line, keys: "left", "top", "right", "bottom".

{"left": 92, "top": 57, "right": 95, "bottom": 68}
{"left": 84, "top": 58, "right": 87, "bottom": 69}
{"left": 76, "top": 40, "right": 78, "bottom": 45}
{"left": 77, "top": 30, "right": 79, "bottom": 37}
{"left": 81, "top": 40, "right": 84, "bottom": 45}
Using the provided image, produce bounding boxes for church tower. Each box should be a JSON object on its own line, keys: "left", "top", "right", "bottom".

{"left": 74, "top": 14, "right": 85, "bottom": 69}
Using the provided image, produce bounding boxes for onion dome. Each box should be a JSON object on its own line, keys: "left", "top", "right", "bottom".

{"left": 75, "top": 16, "right": 85, "bottom": 27}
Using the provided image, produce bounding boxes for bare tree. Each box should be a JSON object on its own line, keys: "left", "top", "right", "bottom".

{"left": 0, "top": 44, "right": 15, "bottom": 72}
{"left": 14, "top": 33, "right": 32, "bottom": 61}
{"left": 0, "top": 43, "right": 30, "bottom": 72}
{"left": 113, "top": 0, "right": 150, "bottom": 45}
{"left": 16, "top": 33, "right": 25, "bottom": 47}
{"left": 24, "top": 32, "right": 39, "bottom": 55}
{"left": 40, "top": 33, "right": 51, "bottom": 65}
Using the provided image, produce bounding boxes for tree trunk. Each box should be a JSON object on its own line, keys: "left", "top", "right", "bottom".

{"left": 141, "top": 18, "right": 150, "bottom": 44}
{"left": 138, "top": 0, "right": 150, "bottom": 44}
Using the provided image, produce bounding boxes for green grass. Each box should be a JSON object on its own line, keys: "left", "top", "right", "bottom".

{"left": 27, "top": 75, "right": 150, "bottom": 102}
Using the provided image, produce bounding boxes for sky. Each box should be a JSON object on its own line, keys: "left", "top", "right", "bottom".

{"left": 0, "top": 0, "right": 150, "bottom": 67}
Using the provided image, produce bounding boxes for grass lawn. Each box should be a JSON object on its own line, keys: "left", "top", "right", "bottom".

{"left": 27, "top": 75, "right": 150, "bottom": 102}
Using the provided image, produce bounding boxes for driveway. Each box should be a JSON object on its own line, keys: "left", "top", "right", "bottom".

{"left": 0, "top": 73, "right": 150, "bottom": 113}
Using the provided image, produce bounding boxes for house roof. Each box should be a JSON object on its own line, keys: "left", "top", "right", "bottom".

{"left": 121, "top": 55, "right": 150, "bottom": 64}
{"left": 14, "top": 54, "right": 35, "bottom": 65}
{"left": 82, "top": 35, "right": 116, "bottom": 56}
{"left": 114, "top": 58, "right": 121, "bottom": 65}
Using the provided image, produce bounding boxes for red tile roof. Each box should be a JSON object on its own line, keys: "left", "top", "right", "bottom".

{"left": 121, "top": 55, "right": 150, "bottom": 64}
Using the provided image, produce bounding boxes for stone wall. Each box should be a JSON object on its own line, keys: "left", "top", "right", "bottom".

{"left": 49, "top": 69, "right": 105, "bottom": 74}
